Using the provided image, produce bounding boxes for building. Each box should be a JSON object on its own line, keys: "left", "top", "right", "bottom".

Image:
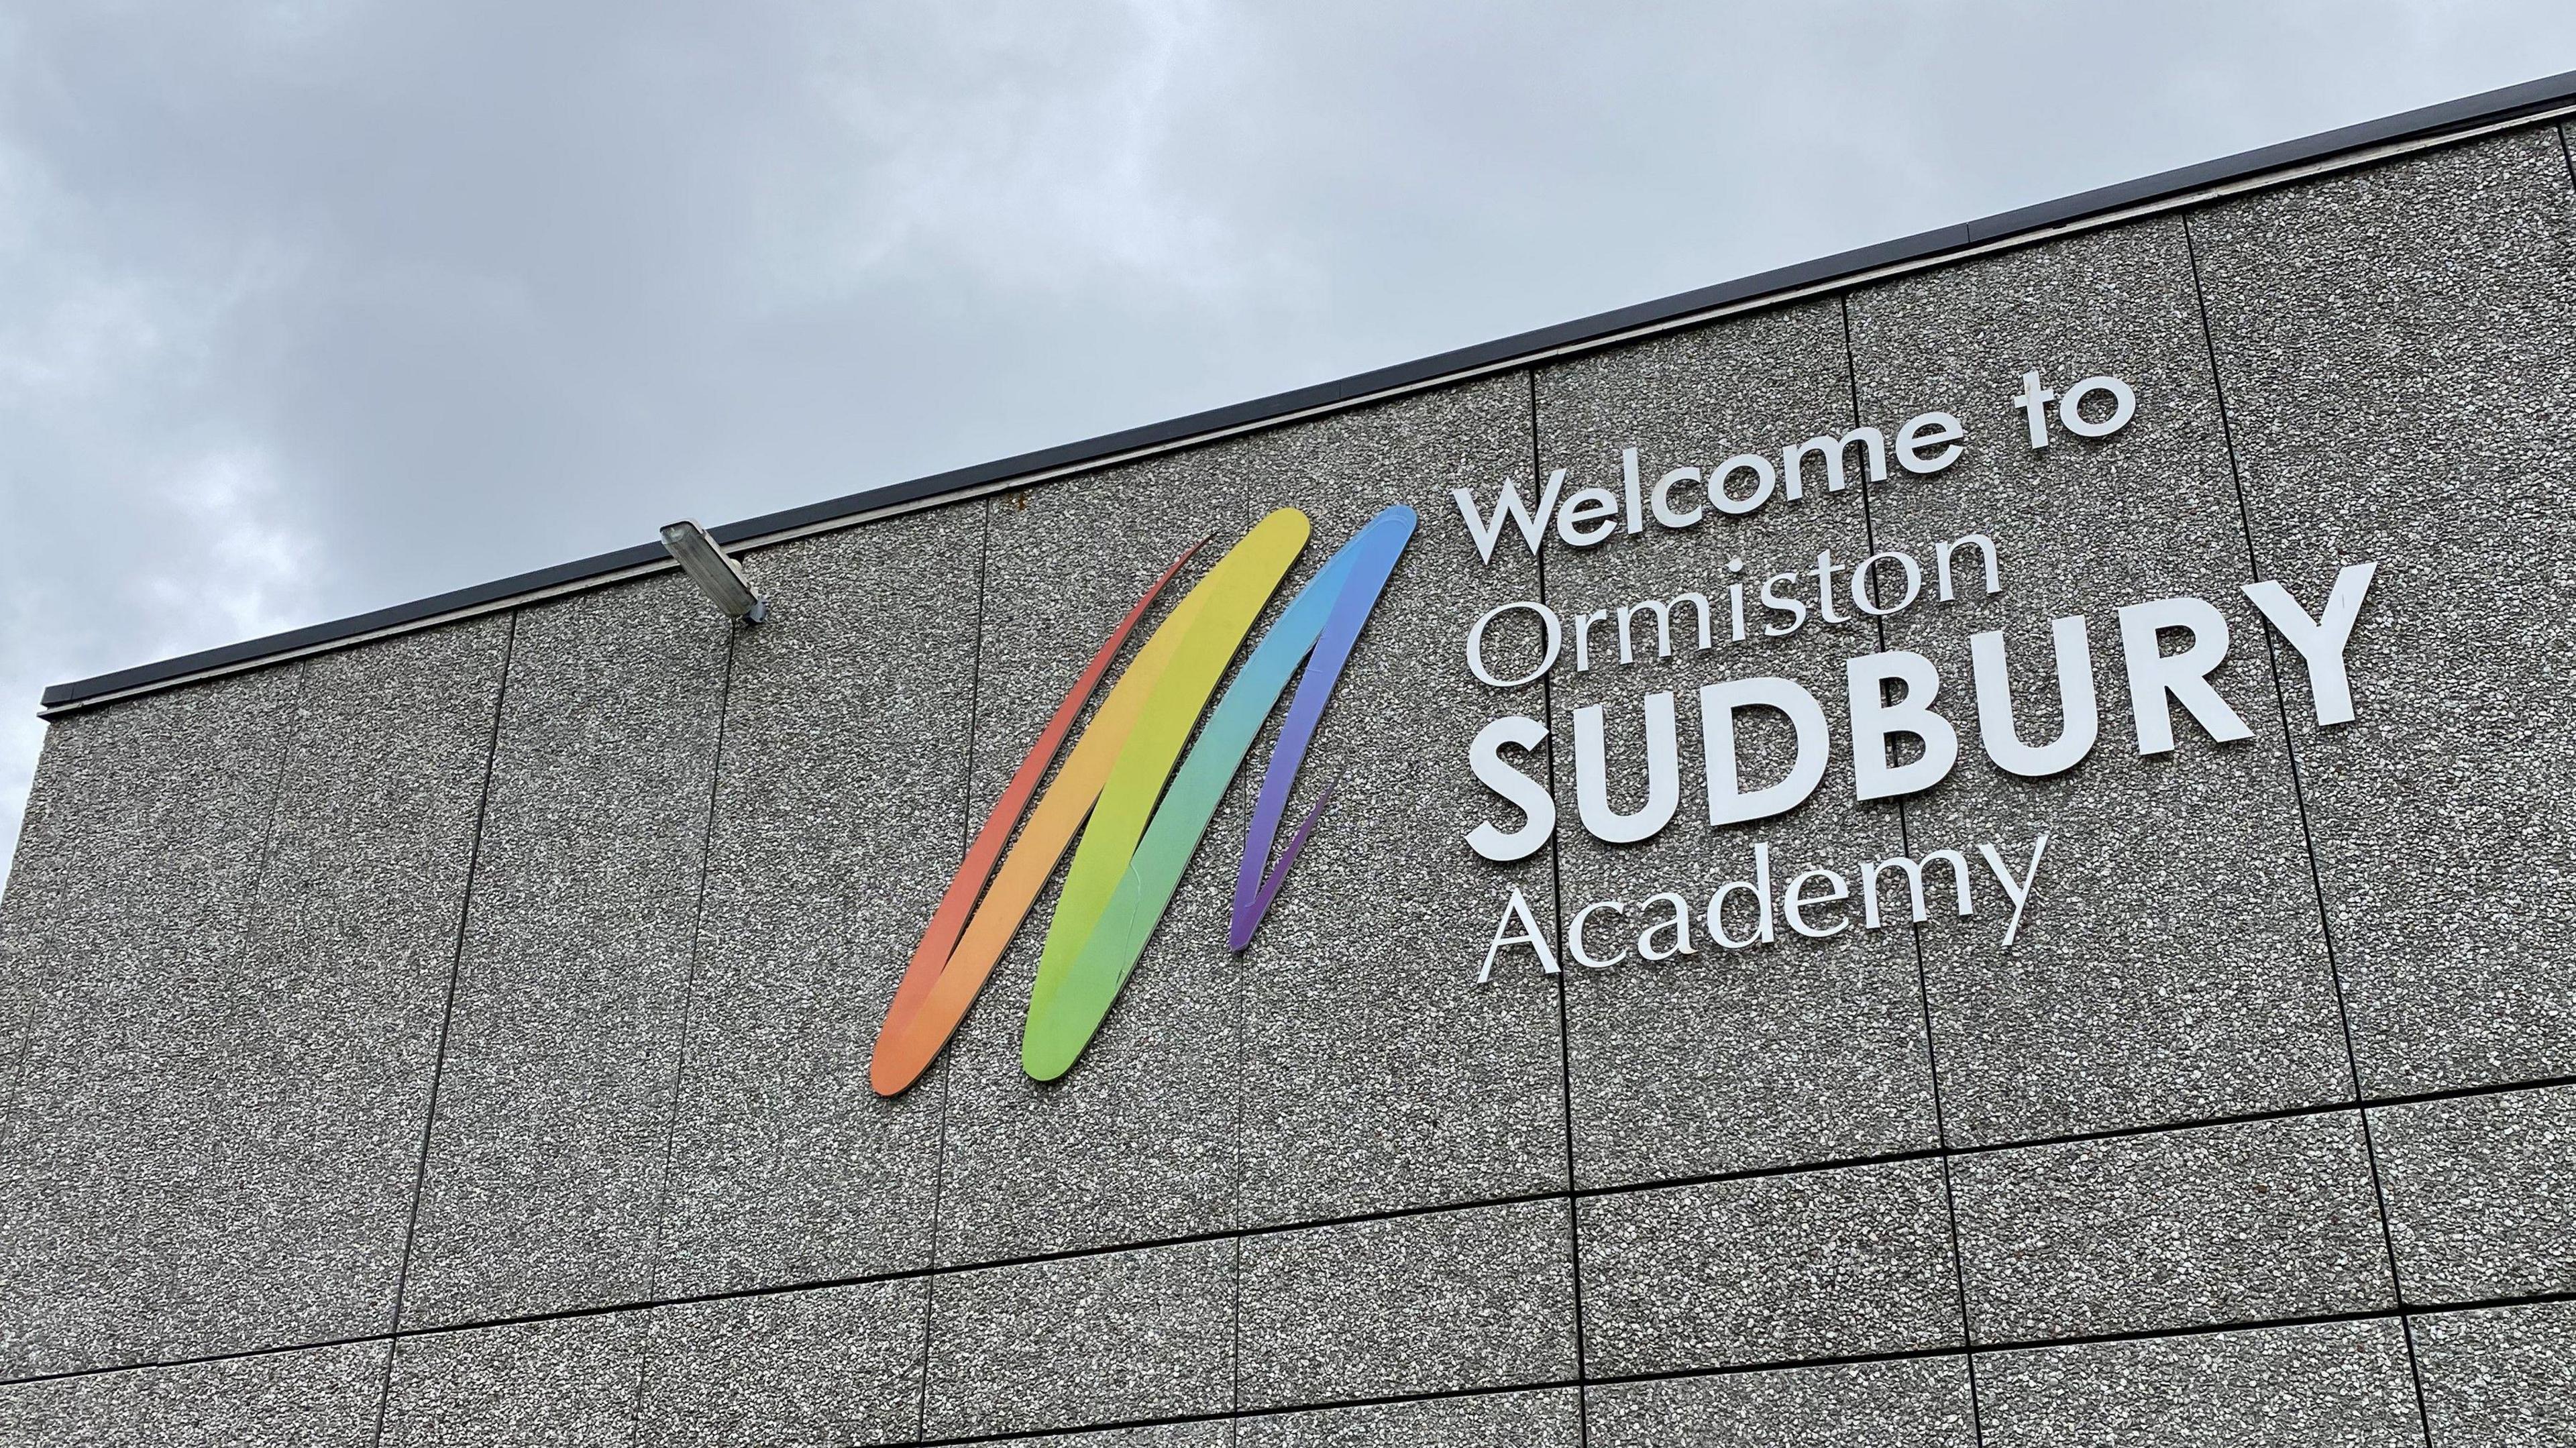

{"left": 4, "top": 70, "right": 2574, "bottom": 1447}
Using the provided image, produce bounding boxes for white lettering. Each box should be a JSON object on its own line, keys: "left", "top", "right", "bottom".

{"left": 2242, "top": 561, "right": 2378, "bottom": 727}
{"left": 1847, "top": 650, "right": 1959, "bottom": 801}
{"left": 1569, "top": 899, "right": 1629, "bottom": 969}
{"left": 1574, "top": 693, "right": 1681, "bottom": 845}
{"left": 1699, "top": 677, "right": 1831, "bottom": 827}
{"left": 1895, "top": 412, "right": 1966, "bottom": 474}
{"left": 1451, "top": 471, "right": 1564, "bottom": 563}
{"left": 1479, "top": 887, "right": 1560, "bottom": 983}
{"left": 1784, "top": 867, "right": 1851, "bottom": 939}
{"left": 1467, "top": 715, "right": 1555, "bottom": 862}
{"left": 1970, "top": 616, "right": 2098, "bottom": 778}
{"left": 1466, "top": 601, "right": 1561, "bottom": 689}
{"left": 2118, "top": 596, "right": 2252, "bottom": 754}
{"left": 1976, "top": 834, "right": 2050, "bottom": 948}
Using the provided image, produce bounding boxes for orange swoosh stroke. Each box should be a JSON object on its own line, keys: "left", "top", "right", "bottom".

{"left": 867, "top": 537, "right": 1207, "bottom": 1097}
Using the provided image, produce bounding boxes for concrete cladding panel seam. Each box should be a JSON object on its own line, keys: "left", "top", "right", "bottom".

{"left": 2190, "top": 127, "right": 2576, "bottom": 1099}
{"left": 384, "top": 610, "right": 521, "bottom": 1342}
{"left": 1949, "top": 1111, "right": 2398, "bottom": 1344}
{"left": 2171, "top": 142, "right": 2576, "bottom": 1448}
{"left": 3, "top": 614, "right": 512, "bottom": 1378}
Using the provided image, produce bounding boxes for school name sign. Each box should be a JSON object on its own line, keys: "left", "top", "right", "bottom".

{"left": 1452, "top": 370, "right": 2377, "bottom": 982}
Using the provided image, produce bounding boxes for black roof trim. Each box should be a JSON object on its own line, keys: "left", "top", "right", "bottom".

{"left": 42, "top": 66, "right": 2576, "bottom": 712}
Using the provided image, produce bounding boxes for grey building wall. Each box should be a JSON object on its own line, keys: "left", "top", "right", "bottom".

{"left": 1, "top": 119, "right": 2573, "bottom": 1447}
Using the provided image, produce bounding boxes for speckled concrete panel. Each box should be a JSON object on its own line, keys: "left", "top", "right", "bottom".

{"left": 1847, "top": 218, "right": 2346, "bottom": 1146}
{"left": 1587, "top": 1357, "right": 1976, "bottom": 1448}
{"left": 2192, "top": 127, "right": 2576, "bottom": 1096}
{"left": 924, "top": 1239, "right": 1234, "bottom": 1439}
{"left": 1952, "top": 1111, "right": 2391, "bottom": 1340}
{"left": 983, "top": 1426, "right": 1234, "bottom": 1448}
{"left": 2415, "top": 1299, "right": 2576, "bottom": 1448}
{"left": 1978, "top": 1319, "right": 2419, "bottom": 1448}
{"left": 933, "top": 451, "right": 1247, "bottom": 1266}
{"left": 384, "top": 1314, "right": 644, "bottom": 1447}
{"left": 656, "top": 508, "right": 980, "bottom": 1296}
{"left": 0, "top": 1340, "right": 386, "bottom": 1447}
{"left": 1580, "top": 1158, "right": 1962, "bottom": 1376}
{"left": 636, "top": 1278, "right": 926, "bottom": 1448}
{"left": 1536, "top": 302, "right": 1940, "bottom": 1188}
{"left": 1236, "top": 1197, "right": 1576, "bottom": 1408}
{"left": 0, "top": 669, "right": 292, "bottom": 1119}
{"left": 2372, "top": 1082, "right": 2576, "bottom": 1302}
{"left": 405, "top": 578, "right": 730, "bottom": 1327}
{"left": 218, "top": 622, "right": 513, "bottom": 1336}
{"left": 1233, "top": 374, "right": 1568, "bottom": 1226}
{"left": 1, "top": 620, "right": 508, "bottom": 1376}
{"left": 1239, "top": 1390, "right": 1579, "bottom": 1447}
{"left": 0, "top": 667, "right": 303, "bottom": 1375}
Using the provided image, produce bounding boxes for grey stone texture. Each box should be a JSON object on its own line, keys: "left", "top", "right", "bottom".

{"left": 1236, "top": 1198, "right": 1576, "bottom": 1408}
{"left": 1847, "top": 217, "right": 2348, "bottom": 1146}
{"left": 1537, "top": 300, "right": 1941, "bottom": 1190}
{"left": 1233, "top": 375, "right": 1568, "bottom": 1227}
{"left": 2192, "top": 125, "right": 2576, "bottom": 1097}
{"left": 11, "top": 103, "right": 2576, "bottom": 1448}
{"left": 635, "top": 1278, "right": 926, "bottom": 1448}
{"left": 2415, "top": 1298, "right": 2576, "bottom": 1448}
{"left": 654, "top": 508, "right": 980, "bottom": 1297}
{"left": 985, "top": 1427, "right": 1235, "bottom": 1448}
{"left": 1978, "top": 1318, "right": 2420, "bottom": 1448}
{"left": 1587, "top": 1357, "right": 1978, "bottom": 1448}
{"left": 405, "top": 577, "right": 731, "bottom": 1327}
{"left": 2373, "top": 1082, "right": 2576, "bottom": 1302}
{"left": 1240, "top": 1390, "right": 1579, "bottom": 1448}
{"left": 0, "top": 667, "right": 292, "bottom": 1135}
{"left": 924, "top": 1239, "right": 1235, "bottom": 1439}
{"left": 932, "top": 452, "right": 1248, "bottom": 1267}
{"left": 0, "top": 619, "right": 508, "bottom": 1376}
{"left": 1951, "top": 1111, "right": 2392, "bottom": 1341}
{"left": 1579, "top": 1158, "right": 1963, "bottom": 1376}
{"left": 0, "top": 1341, "right": 385, "bottom": 1447}
{"left": 384, "top": 1315, "right": 644, "bottom": 1447}
{"left": 0, "top": 666, "right": 305, "bottom": 1377}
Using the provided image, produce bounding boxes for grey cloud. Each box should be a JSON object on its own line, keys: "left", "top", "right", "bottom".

{"left": 2, "top": 1, "right": 2572, "bottom": 865}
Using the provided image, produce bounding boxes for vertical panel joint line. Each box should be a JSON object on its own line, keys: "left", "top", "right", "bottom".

{"left": 2178, "top": 210, "right": 2433, "bottom": 1448}
{"left": 1837, "top": 290, "right": 1988, "bottom": 1448}
{"left": 1527, "top": 366, "right": 1591, "bottom": 1447}
{"left": 370, "top": 608, "right": 520, "bottom": 1448}
{"left": 625, "top": 612, "right": 743, "bottom": 1448}
{"left": 922, "top": 494, "right": 995, "bottom": 1438}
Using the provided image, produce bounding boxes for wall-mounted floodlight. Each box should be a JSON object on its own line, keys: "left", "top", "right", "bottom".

{"left": 659, "top": 520, "right": 768, "bottom": 624}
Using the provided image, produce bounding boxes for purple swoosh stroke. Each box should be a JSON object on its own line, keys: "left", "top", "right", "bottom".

{"left": 1228, "top": 504, "right": 1416, "bottom": 950}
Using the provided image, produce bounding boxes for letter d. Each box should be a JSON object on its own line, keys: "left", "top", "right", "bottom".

{"left": 1704, "top": 842, "right": 1776, "bottom": 950}
{"left": 1699, "top": 677, "right": 1829, "bottom": 826}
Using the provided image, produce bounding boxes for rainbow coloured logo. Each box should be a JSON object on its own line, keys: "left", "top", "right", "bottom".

{"left": 869, "top": 504, "right": 1418, "bottom": 1095}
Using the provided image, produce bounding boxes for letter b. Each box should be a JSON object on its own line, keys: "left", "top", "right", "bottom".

{"left": 1847, "top": 650, "right": 1958, "bottom": 801}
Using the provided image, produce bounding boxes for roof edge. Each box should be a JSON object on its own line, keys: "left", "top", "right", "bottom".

{"left": 42, "top": 66, "right": 2576, "bottom": 715}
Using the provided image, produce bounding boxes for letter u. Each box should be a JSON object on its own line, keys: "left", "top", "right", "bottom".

{"left": 1970, "top": 616, "right": 2099, "bottom": 778}
{"left": 1573, "top": 691, "right": 1681, "bottom": 844}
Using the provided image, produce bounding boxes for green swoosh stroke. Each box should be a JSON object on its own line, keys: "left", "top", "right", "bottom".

{"left": 1022, "top": 505, "right": 1415, "bottom": 1080}
{"left": 1021, "top": 507, "right": 1310, "bottom": 1078}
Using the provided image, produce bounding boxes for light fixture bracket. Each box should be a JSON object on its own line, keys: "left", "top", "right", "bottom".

{"left": 659, "top": 520, "right": 768, "bottom": 624}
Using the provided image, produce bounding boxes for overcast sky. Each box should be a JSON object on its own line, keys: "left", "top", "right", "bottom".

{"left": 3, "top": 3, "right": 2573, "bottom": 867}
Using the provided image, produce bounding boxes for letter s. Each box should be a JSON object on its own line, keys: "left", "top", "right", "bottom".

{"left": 1468, "top": 715, "right": 1556, "bottom": 862}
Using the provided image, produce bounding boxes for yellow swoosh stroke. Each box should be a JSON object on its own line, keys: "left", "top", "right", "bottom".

{"left": 1023, "top": 508, "right": 1309, "bottom": 1072}
{"left": 866, "top": 509, "right": 1305, "bottom": 1095}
